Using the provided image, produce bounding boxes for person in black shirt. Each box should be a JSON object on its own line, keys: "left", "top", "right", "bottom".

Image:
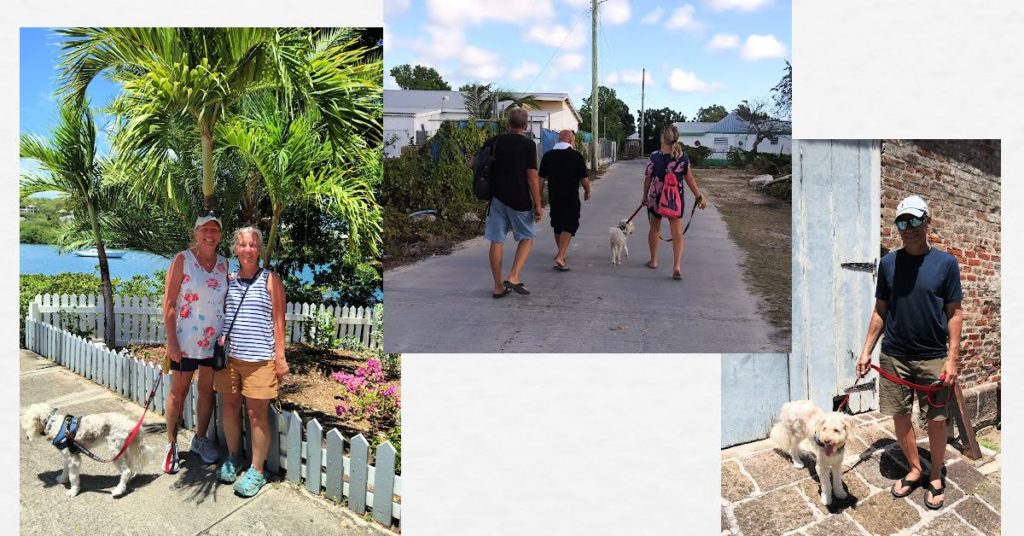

{"left": 478, "top": 107, "right": 543, "bottom": 298}
{"left": 539, "top": 130, "right": 590, "bottom": 271}
{"left": 856, "top": 195, "right": 963, "bottom": 510}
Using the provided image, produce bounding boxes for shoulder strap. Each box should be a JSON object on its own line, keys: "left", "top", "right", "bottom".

{"left": 225, "top": 268, "right": 263, "bottom": 337}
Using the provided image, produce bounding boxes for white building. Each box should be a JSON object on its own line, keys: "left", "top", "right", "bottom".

{"left": 383, "top": 90, "right": 583, "bottom": 158}
{"left": 674, "top": 113, "right": 792, "bottom": 159}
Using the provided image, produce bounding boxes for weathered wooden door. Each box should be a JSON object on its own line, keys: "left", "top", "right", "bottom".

{"left": 791, "top": 139, "right": 881, "bottom": 415}
{"left": 721, "top": 140, "right": 880, "bottom": 448}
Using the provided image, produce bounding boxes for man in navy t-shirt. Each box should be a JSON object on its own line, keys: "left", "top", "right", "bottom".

{"left": 856, "top": 194, "right": 963, "bottom": 510}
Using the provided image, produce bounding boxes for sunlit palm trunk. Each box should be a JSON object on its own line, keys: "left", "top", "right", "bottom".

{"left": 86, "top": 203, "right": 116, "bottom": 348}
{"left": 200, "top": 118, "right": 216, "bottom": 212}
{"left": 263, "top": 205, "right": 283, "bottom": 267}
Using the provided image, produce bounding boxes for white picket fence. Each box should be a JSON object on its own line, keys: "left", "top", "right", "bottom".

{"left": 23, "top": 318, "right": 401, "bottom": 528}
{"left": 27, "top": 293, "right": 380, "bottom": 349}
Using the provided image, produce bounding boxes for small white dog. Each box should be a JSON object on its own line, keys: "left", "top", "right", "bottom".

{"left": 609, "top": 219, "right": 635, "bottom": 265}
{"left": 770, "top": 400, "right": 852, "bottom": 506}
{"left": 21, "top": 403, "right": 153, "bottom": 497}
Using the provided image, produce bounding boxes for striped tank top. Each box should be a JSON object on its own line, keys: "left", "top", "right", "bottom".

{"left": 224, "top": 269, "right": 275, "bottom": 362}
{"left": 174, "top": 249, "right": 229, "bottom": 359}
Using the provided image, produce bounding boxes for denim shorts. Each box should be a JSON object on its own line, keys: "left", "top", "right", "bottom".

{"left": 485, "top": 197, "right": 536, "bottom": 243}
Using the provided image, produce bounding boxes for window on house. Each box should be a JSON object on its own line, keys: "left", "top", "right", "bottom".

{"left": 770, "top": 136, "right": 779, "bottom": 145}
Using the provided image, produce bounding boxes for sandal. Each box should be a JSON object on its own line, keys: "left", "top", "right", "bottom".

{"left": 553, "top": 262, "right": 570, "bottom": 272}
{"left": 503, "top": 280, "right": 531, "bottom": 295}
{"left": 924, "top": 480, "right": 945, "bottom": 510}
{"left": 890, "top": 476, "right": 921, "bottom": 498}
{"left": 672, "top": 271, "right": 682, "bottom": 280}
{"left": 492, "top": 288, "right": 512, "bottom": 299}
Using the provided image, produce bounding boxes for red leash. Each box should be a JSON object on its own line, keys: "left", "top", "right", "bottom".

{"left": 838, "top": 364, "right": 950, "bottom": 412}
{"left": 71, "top": 372, "right": 163, "bottom": 463}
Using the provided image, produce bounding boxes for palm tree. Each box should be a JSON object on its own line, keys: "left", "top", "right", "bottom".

{"left": 20, "top": 101, "right": 117, "bottom": 348}
{"left": 220, "top": 97, "right": 380, "bottom": 266}
{"left": 459, "top": 83, "right": 540, "bottom": 120}
{"left": 57, "top": 28, "right": 381, "bottom": 214}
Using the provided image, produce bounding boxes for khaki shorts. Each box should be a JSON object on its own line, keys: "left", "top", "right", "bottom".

{"left": 214, "top": 357, "right": 278, "bottom": 400}
{"left": 878, "top": 351, "right": 949, "bottom": 421}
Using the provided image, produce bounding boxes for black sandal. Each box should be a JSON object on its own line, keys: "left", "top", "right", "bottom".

{"left": 890, "top": 476, "right": 921, "bottom": 498}
{"left": 492, "top": 288, "right": 512, "bottom": 299}
{"left": 924, "top": 480, "right": 945, "bottom": 510}
{"left": 503, "top": 280, "right": 531, "bottom": 295}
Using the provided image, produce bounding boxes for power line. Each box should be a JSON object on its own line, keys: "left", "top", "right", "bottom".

{"left": 526, "top": 7, "right": 590, "bottom": 93}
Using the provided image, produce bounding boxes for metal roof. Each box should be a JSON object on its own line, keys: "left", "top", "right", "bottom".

{"left": 707, "top": 112, "right": 792, "bottom": 134}
{"left": 383, "top": 89, "right": 581, "bottom": 122}
{"left": 673, "top": 121, "right": 718, "bottom": 135}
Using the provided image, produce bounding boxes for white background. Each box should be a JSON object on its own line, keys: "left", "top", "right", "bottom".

{"left": 4, "top": 1, "right": 1020, "bottom": 535}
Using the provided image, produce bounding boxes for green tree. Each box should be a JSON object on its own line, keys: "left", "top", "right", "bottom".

{"left": 578, "top": 86, "right": 635, "bottom": 150}
{"left": 734, "top": 99, "right": 782, "bottom": 154}
{"left": 459, "top": 83, "right": 539, "bottom": 120}
{"left": 20, "top": 101, "right": 118, "bottom": 348}
{"left": 695, "top": 104, "right": 728, "bottom": 123}
{"left": 772, "top": 61, "right": 792, "bottom": 120}
{"left": 390, "top": 64, "right": 451, "bottom": 90}
{"left": 637, "top": 107, "right": 687, "bottom": 153}
{"left": 59, "top": 28, "right": 381, "bottom": 214}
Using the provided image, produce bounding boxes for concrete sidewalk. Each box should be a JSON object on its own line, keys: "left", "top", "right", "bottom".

{"left": 721, "top": 411, "right": 1001, "bottom": 535}
{"left": 19, "top": 349, "right": 393, "bottom": 536}
{"left": 385, "top": 159, "right": 782, "bottom": 353}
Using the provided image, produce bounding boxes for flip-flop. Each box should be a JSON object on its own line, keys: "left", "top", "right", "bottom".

{"left": 553, "top": 262, "right": 570, "bottom": 272}
{"left": 503, "top": 280, "right": 531, "bottom": 295}
{"left": 672, "top": 271, "right": 682, "bottom": 280}
{"left": 492, "top": 288, "right": 512, "bottom": 299}
{"left": 923, "top": 480, "right": 945, "bottom": 509}
{"left": 645, "top": 261, "right": 658, "bottom": 269}
{"left": 890, "top": 476, "right": 921, "bottom": 498}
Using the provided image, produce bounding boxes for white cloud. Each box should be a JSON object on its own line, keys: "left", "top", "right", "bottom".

{"left": 384, "top": 75, "right": 400, "bottom": 90}
{"left": 642, "top": 7, "right": 665, "bottom": 24}
{"left": 553, "top": 53, "right": 585, "bottom": 71}
{"left": 385, "top": 0, "right": 411, "bottom": 17}
{"left": 509, "top": 61, "right": 542, "bottom": 81}
{"left": 460, "top": 45, "right": 504, "bottom": 81}
{"left": 740, "top": 34, "right": 788, "bottom": 60}
{"left": 665, "top": 5, "right": 702, "bottom": 32}
{"left": 604, "top": 69, "right": 654, "bottom": 86}
{"left": 525, "top": 24, "right": 586, "bottom": 48}
{"left": 705, "top": 33, "right": 740, "bottom": 52}
{"left": 425, "top": 0, "right": 556, "bottom": 28}
{"left": 667, "top": 69, "right": 719, "bottom": 92}
{"left": 601, "top": 0, "right": 632, "bottom": 25}
{"left": 706, "top": 0, "right": 772, "bottom": 12}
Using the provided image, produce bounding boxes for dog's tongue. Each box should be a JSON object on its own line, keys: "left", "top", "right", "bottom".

{"left": 825, "top": 444, "right": 834, "bottom": 457}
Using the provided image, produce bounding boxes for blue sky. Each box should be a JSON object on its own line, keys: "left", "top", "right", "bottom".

{"left": 384, "top": 0, "right": 791, "bottom": 124}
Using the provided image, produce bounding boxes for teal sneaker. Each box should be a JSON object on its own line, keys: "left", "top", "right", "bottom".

{"left": 218, "top": 455, "right": 242, "bottom": 484}
{"left": 233, "top": 467, "right": 267, "bottom": 497}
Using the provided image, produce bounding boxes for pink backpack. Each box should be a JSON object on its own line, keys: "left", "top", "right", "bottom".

{"left": 657, "top": 167, "right": 682, "bottom": 219}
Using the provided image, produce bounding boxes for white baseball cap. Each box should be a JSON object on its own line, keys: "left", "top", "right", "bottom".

{"left": 194, "top": 211, "right": 222, "bottom": 229}
{"left": 895, "top": 195, "right": 928, "bottom": 221}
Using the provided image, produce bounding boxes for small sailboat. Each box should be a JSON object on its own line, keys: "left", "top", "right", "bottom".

{"left": 74, "top": 248, "right": 126, "bottom": 258}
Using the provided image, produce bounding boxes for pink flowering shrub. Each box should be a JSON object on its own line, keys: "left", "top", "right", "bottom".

{"left": 333, "top": 358, "right": 400, "bottom": 429}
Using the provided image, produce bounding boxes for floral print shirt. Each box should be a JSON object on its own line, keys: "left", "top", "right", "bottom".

{"left": 174, "top": 249, "right": 228, "bottom": 359}
{"left": 645, "top": 151, "right": 690, "bottom": 210}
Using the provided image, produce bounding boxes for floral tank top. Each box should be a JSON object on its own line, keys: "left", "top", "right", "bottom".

{"left": 174, "top": 249, "right": 228, "bottom": 359}
{"left": 645, "top": 151, "right": 690, "bottom": 210}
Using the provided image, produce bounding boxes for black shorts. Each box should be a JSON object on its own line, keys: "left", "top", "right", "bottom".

{"left": 171, "top": 356, "right": 214, "bottom": 373}
{"left": 550, "top": 201, "right": 581, "bottom": 235}
{"left": 648, "top": 205, "right": 684, "bottom": 221}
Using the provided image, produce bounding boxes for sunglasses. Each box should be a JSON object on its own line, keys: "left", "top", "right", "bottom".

{"left": 895, "top": 217, "right": 925, "bottom": 231}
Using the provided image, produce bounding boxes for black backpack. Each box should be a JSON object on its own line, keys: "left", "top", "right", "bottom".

{"left": 472, "top": 138, "right": 498, "bottom": 200}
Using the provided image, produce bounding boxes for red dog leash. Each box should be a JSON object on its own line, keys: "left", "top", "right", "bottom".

{"left": 838, "top": 364, "right": 950, "bottom": 412}
{"left": 69, "top": 372, "right": 163, "bottom": 463}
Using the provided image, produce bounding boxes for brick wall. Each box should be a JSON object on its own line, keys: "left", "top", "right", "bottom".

{"left": 879, "top": 140, "right": 1001, "bottom": 388}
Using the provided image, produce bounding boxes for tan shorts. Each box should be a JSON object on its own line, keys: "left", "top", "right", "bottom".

{"left": 214, "top": 357, "right": 278, "bottom": 400}
{"left": 878, "top": 351, "right": 949, "bottom": 421}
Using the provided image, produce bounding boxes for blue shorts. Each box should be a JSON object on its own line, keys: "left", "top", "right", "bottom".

{"left": 485, "top": 197, "right": 535, "bottom": 243}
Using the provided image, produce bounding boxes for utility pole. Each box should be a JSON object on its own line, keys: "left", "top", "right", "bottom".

{"left": 640, "top": 67, "right": 645, "bottom": 156}
{"left": 590, "top": 0, "right": 599, "bottom": 172}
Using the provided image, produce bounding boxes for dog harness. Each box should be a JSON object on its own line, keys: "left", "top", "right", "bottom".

{"left": 51, "top": 415, "right": 81, "bottom": 453}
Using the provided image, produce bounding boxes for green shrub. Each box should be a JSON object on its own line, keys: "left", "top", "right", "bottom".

{"left": 337, "top": 336, "right": 364, "bottom": 351}
{"left": 683, "top": 144, "right": 712, "bottom": 167}
{"left": 303, "top": 309, "right": 341, "bottom": 350}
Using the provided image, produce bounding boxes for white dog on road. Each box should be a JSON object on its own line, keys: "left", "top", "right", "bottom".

{"left": 21, "top": 403, "right": 153, "bottom": 497}
{"left": 770, "top": 400, "right": 852, "bottom": 506}
{"left": 609, "top": 219, "right": 635, "bottom": 265}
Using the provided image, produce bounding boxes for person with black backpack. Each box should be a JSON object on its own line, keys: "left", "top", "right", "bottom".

{"left": 471, "top": 107, "right": 543, "bottom": 298}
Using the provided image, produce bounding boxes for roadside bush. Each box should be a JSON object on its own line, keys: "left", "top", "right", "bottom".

{"left": 683, "top": 144, "right": 712, "bottom": 167}
{"left": 303, "top": 309, "right": 342, "bottom": 350}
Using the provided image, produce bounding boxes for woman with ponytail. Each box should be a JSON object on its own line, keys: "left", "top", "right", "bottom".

{"left": 642, "top": 125, "right": 706, "bottom": 280}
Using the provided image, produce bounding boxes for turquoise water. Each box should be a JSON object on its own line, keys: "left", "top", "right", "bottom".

{"left": 20, "top": 243, "right": 171, "bottom": 279}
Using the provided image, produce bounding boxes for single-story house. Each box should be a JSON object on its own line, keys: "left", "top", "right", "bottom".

{"left": 674, "top": 113, "right": 792, "bottom": 158}
{"left": 383, "top": 89, "right": 583, "bottom": 157}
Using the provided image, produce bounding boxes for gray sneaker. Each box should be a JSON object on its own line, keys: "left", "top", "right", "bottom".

{"left": 190, "top": 435, "right": 219, "bottom": 464}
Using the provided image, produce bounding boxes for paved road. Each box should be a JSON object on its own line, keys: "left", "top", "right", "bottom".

{"left": 384, "top": 159, "right": 784, "bottom": 353}
{"left": 18, "top": 350, "right": 391, "bottom": 536}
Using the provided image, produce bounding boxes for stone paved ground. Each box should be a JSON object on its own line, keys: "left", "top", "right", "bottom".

{"left": 721, "top": 412, "right": 1001, "bottom": 535}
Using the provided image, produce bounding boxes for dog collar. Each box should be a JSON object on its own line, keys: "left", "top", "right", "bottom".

{"left": 814, "top": 433, "right": 844, "bottom": 453}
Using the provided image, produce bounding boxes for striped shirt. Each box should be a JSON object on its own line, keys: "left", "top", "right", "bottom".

{"left": 224, "top": 269, "right": 275, "bottom": 362}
